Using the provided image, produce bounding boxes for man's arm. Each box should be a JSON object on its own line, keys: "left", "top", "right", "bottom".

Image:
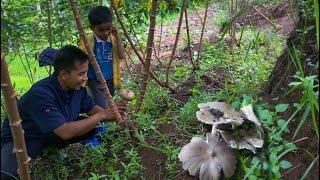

{"left": 53, "top": 106, "right": 112, "bottom": 140}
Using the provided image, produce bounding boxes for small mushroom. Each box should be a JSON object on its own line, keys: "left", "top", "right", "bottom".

{"left": 119, "top": 88, "right": 135, "bottom": 101}
{"left": 218, "top": 130, "right": 263, "bottom": 154}
{"left": 196, "top": 101, "right": 244, "bottom": 126}
{"left": 240, "top": 104, "right": 264, "bottom": 137}
{"left": 178, "top": 133, "right": 237, "bottom": 180}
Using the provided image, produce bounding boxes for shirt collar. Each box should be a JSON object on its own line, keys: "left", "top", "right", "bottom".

{"left": 93, "top": 33, "right": 111, "bottom": 43}
{"left": 50, "top": 73, "right": 74, "bottom": 100}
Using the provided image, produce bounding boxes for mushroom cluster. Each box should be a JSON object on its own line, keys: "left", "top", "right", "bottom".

{"left": 179, "top": 101, "right": 264, "bottom": 179}
{"left": 196, "top": 101, "right": 264, "bottom": 154}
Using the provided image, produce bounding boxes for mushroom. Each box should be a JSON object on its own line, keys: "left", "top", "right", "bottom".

{"left": 214, "top": 104, "right": 264, "bottom": 154}
{"left": 196, "top": 101, "right": 244, "bottom": 127}
{"left": 196, "top": 101, "right": 264, "bottom": 154}
{"left": 178, "top": 133, "right": 237, "bottom": 180}
{"left": 119, "top": 88, "right": 135, "bottom": 101}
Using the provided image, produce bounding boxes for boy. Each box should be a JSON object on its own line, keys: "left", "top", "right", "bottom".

{"left": 79, "top": 6, "right": 126, "bottom": 108}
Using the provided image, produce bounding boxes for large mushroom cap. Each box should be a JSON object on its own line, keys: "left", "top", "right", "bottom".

{"left": 119, "top": 88, "right": 135, "bottom": 101}
{"left": 196, "top": 101, "right": 244, "bottom": 126}
{"left": 178, "top": 133, "right": 237, "bottom": 179}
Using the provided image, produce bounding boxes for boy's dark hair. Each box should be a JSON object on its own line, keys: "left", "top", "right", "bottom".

{"left": 54, "top": 45, "right": 88, "bottom": 74}
{"left": 88, "top": 6, "right": 113, "bottom": 26}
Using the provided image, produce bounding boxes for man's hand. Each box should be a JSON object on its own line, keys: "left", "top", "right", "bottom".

{"left": 99, "top": 102, "right": 127, "bottom": 122}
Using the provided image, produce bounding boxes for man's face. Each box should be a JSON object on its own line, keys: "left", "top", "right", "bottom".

{"left": 62, "top": 61, "right": 88, "bottom": 91}
{"left": 90, "top": 22, "right": 113, "bottom": 41}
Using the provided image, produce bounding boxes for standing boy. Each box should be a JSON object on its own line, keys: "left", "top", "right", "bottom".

{"left": 79, "top": 6, "right": 126, "bottom": 108}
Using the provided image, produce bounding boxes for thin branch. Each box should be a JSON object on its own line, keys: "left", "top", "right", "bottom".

{"left": 46, "top": 0, "right": 53, "bottom": 75}
{"left": 196, "top": 0, "right": 209, "bottom": 64}
{"left": 184, "top": 3, "right": 198, "bottom": 70}
{"left": 165, "top": 0, "right": 188, "bottom": 86}
{"left": 111, "top": 2, "right": 175, "bottom": 93}
{"left": 124, "top": 49, "right": 139, "bottom": 84}
{"left": 252, "top": 6, "right": 279, "bottom": 29}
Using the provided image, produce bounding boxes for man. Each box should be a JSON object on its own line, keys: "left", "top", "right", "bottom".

{"left": 1, "top": 45, "right": 126, "bottom": 179}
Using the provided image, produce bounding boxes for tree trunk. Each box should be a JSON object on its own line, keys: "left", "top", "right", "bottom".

{"left": 1, "top": 52, "right": 31, "bottom": 180}
{"left": 135, "top": 0, "right": 158, "bottom": 112}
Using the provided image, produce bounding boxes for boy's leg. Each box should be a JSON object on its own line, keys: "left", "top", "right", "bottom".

{"left": 1, "top": 140, "right": 44, "bottom": 180}
{"left": 87, "top": 80, "right": 108, "bottom": 108}
{"left": 87, "top": 79, "right": 115, "bottom": 108}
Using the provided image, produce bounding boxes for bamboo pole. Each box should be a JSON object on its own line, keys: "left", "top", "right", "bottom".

{"left": 1, "top": 52, "right": 31, "bottom": 180}
{"left": 135, "top": 0, "right": 159, "bottom": 112}
{"left": 69, "top": 0, "right": 125, "bottom": 126}
{"left": 165, "top": 0, "right": 188, "bottom": 86}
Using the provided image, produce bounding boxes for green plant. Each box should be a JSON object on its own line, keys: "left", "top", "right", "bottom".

{"left": 120, "top": 148, "right": 145, "bottom": 178}
{"left": 288, "top": 73, "right": 319, "bottom": 139}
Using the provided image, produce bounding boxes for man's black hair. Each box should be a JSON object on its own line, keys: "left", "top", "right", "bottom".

{"left": 88, "top": 6, "right": 113, "bottom": 26}
{"left": 54, "top": 45, "right": 88, "bottom": 74}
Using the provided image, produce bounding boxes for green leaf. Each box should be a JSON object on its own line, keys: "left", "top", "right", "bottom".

{"left": 279, "top": 160, "right": 293, "bottom": 169}
{"left": 272, "top": 165, "right": 280, "bottom": 173}
{"left": 289, "top": 81, "right": 302, "bottom": 86}
{"left": 263, "top": 161, "right": 270, "bottom": 170}
{"left": 269, "top": 152, "right": 278, "bottom": 164}
{"left": 242, "top": 95, "right": 252, "bottom": 107}
{"left": 275, "top": 104, "right": 289, "bottom": 113}
{"left": 255, "top": 108, "right": 272, "bottom": 122}
{"left": 277, "top": 119, "right": 289, "bottom": 133}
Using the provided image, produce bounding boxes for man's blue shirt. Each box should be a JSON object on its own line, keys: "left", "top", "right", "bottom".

{"left": 1, "top": 74, "right": 95, "bottom": 144}
{"left": 87, "top": 36, "right": 113, "bottom": 81}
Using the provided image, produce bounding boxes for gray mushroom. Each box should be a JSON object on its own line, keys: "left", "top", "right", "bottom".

{"left": 196, "top": 101, "right": 244, "bottom": 127}
{"left": 178, "top": 133, "right": 237, "bottom": 180}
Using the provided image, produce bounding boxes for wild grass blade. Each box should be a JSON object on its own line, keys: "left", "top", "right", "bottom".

{"left": 292, "top": 106, "right": 310, "bottom": 140}
{"left": 300, "top": 155, "right": 319, "bottom": 180}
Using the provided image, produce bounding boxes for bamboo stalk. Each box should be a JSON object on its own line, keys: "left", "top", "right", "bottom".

{"left": 165, "top": 0, "right": 188, "bottom": 86}
{"left": 184, "top": 2, "right": 198, "bottom": 70}
{"left": 196, "top": 0, "right": 209, "bottom": 64}
{"left": 1, "top": 52, "right": 31, "bottom": 180}
{"left": 135, "top": 0, "right": 159, "bottom": 112}
{"left": 69, "top": 0, "right": 125, "bottom": 125}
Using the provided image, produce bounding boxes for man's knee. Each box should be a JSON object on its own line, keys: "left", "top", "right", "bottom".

{"left": 1, "top": 143, "right": 19, "bottom": 180}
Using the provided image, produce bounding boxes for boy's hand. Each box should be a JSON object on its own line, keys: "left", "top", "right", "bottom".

{"left": 109, "top": 25, "right": 121, "bottom": 38}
